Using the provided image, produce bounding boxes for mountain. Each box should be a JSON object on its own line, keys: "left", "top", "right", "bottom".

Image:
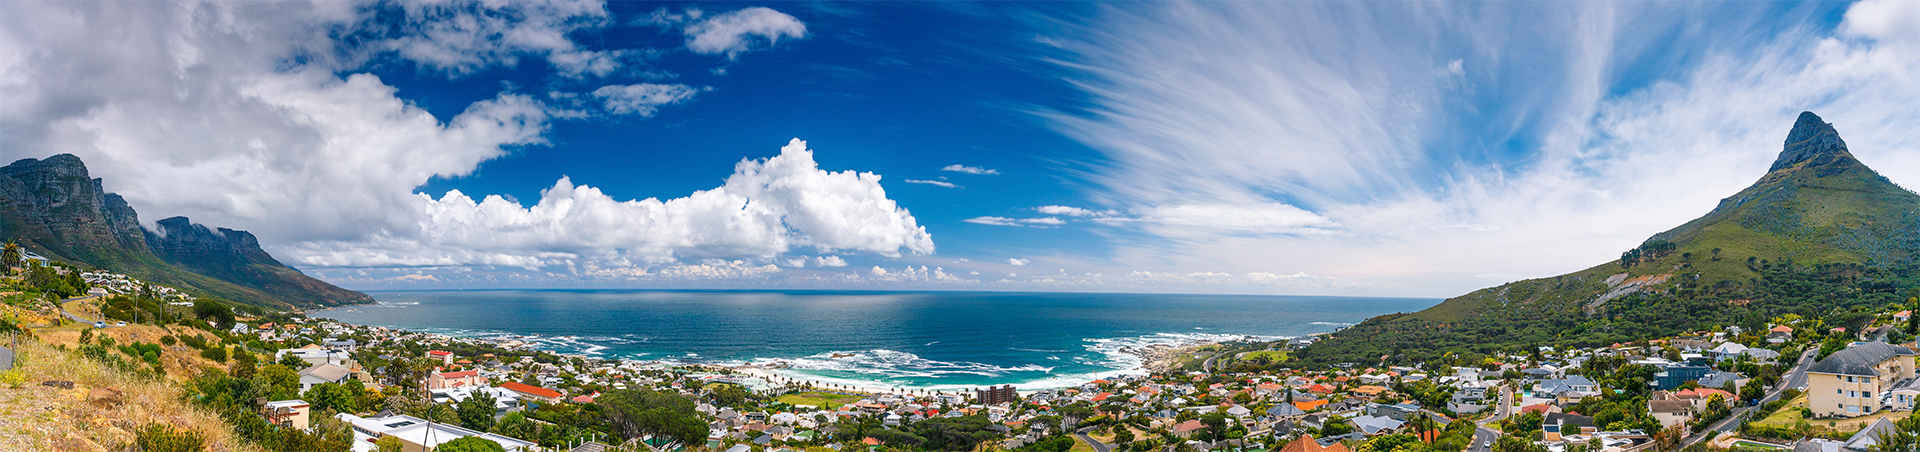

{"left": 0, "top": 154, "right": 372, "bottom": 309}
{"left": 1293, "top": 112, "right": 1920, "bottom": 366}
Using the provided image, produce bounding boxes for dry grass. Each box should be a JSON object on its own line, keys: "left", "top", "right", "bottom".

{"left": 0, "top": 338, "right": 263, "bottom": 451}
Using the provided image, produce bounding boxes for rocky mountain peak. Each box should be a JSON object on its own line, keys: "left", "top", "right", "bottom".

{"left": 1771, "top": 111, "right": 1856, "bottom": 172}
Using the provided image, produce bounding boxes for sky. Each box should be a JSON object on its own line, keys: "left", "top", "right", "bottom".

{"left": 4, "top": 1, "right": 1920, "bottom": 298}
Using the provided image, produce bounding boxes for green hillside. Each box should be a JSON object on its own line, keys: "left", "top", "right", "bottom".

{"left": 1293, "top": 112, "right": 1920, "bottom": 366}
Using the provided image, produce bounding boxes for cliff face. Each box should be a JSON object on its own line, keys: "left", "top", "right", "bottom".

{"left": 0, "top": 154, "right": 372, "bottom": 309}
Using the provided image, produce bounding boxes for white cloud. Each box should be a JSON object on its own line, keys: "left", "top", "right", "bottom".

{"left": 1008, "top": 258, "right": 1029, "bottom": 266}
{"left": 294, "top": 138, "right": 933, "bottom": 267}
{"left": 0, "top": 1, "right": 926, "bottom": 283}
{"left": 1035, "top": 205, "right": 1114, "bottom": 217}
{"left": 942, "top": 164, "right": 999, "bottom": 175}
{"left": 682, "top": 7, "right": 807, "bottom": 59}
{"left": 902, "top": 179, "right": 958, "bottom": 188}
{"left": 343, "top": 0, "right": 622, "bottom": 77}
{"left": 963, "top": 216, "right": 1063, "bottom": 227}
{"left": 591, "top": 84, "right": 702, "bottom": 116}
{"left": 815, "top": 255, "right": 848, "bottom": 267}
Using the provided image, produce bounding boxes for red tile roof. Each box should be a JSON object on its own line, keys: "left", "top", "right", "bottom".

{"left": 502, "top": 382, "right": 563, "bottom": 399}
{"left": 438, "top": 370, "right": 479, "bottom": 379}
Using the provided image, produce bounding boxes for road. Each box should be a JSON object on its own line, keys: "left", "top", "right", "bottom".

{"left": 1469, "top": 382, "right": 1512, "bottom": 452}
{"left": 1074, "top": 427, "right": 1113, "bottom": 452}
{"left": 1677, "top": 347, "right": 1818, "bottom": 449}
{"left": 55, "top": 295, "right": 103, "bottom": 325}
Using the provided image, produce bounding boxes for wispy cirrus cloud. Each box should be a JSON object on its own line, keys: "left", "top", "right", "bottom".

{"left": 941, "top": 164, "right": 999, "bottom": 175}
{"left": 902, "top": 179, "right": 958, "bottom": 188}
{"left": 1031, "top": 0, "right": 1920, "bottom": 296}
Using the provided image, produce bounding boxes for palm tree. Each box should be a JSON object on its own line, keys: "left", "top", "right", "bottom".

{"left": 0, "top": 241, "right": 20, "bottom": 274}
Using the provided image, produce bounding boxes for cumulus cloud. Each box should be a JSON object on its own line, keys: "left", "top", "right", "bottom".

{"left": 0, "top": 2, "right": 922, "bottom": 282}
{"left": 1008, "top": 258, "right": 1029, "bottom": 266}
{"left": 942, "top": 164, "right": 999, "bottom": 175}
{"left": 815, "top": 255, "right": 849, "bottom": 267}
{"left": 682, "top": 7, "right": 808, "bottom": 59}
{"left": 591, "top": 84, "right": 703, "bottom": 116}
{"left": 902, "top": 179, "right": 958, "bottom": 188}
{"left": 296, "top": 138, "right": 933, "bottom": 267}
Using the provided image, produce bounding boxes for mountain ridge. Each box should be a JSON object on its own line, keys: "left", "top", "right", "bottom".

{"left": 0, "top": 154, "right": 372, "bottom": 309}
{"left": 1294, "top": 111, "right": 1920, "bottom": 366}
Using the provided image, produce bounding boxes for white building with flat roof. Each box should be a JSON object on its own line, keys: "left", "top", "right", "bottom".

{"left": 336, "top": 413, "right": 536, "bottom": 452}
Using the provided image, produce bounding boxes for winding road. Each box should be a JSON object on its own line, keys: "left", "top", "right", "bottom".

{"left": 1677, "top": 347, "right": 1817, "bottom": 449}
{"left": 1075, "top": 427, "right": 1114, "bottom": 452}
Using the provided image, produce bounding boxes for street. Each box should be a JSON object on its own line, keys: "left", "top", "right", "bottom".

{"left": 1677, "top": 347, "right": 1817, "bottom": 449}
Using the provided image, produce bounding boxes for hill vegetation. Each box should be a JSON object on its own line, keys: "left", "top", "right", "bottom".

{"left": 0, "top": 155, "right": 370, "bottom": 309}
{"left": 1294, "top": 112, "right": 1920, "bottom": 367}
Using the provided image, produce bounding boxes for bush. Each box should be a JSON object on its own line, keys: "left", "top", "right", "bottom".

{"left": 436, "top": 436, "right": 505, "bottom": 452}
{"left": 200, "top": 346, "right": 228, "bottom": 363}
{"left": 135, "top": 423, "right": 208, "bottom": 452}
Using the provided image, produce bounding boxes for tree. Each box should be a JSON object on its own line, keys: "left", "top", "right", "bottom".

{"left": 254, "top": 364, "right": 300, "bottom": 400}
{"left": 193, "top": 300, "right": 236, "bottom": 329}
{"left": 373, "top": 436, "right": 404, "bottom": 452}
{"left": 0, "top": 241, "right": 20, "bottom": 274}
{"left": 1114, "top": 427, "right": 1136, "bottom": 446}
{"left": 1200, "top": 413, "right": 1229, "bottom": 441}
{"left": 494, "top": 411, "right": 535, "bottom": 439}
{"left": 308, "top": 382, "right": 362, "bottom": 414}
{"left": 596, "top": 389, "right": 709, "bottom": 446}
{"left": 1492, "top": 435, "right": 1542, "bottom": 452}
{"left": 708, "top": 383, "right": 751, "bottom": 406}
{"left": 1742, "top": 378, "right": 1766, "bottom": 404}
{"left": 436, "top": 436, "right": 506, "bottom": 452}
{"left": 201, "top": 346, "right": 229, "bottom": 363}
{"left": 458, "top": 389, "right": 498, "bottom": 432}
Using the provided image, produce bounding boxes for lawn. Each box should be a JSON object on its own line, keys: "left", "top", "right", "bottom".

{"left": 777, "top": 391, "right": 865, "bottom": 408}
{"left": 1753, "top": 395, "right": 1910, "bottom": 436}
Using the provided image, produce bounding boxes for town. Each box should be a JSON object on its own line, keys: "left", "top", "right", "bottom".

{"left": 7, "top": 255, "right": 1920, "bottom": 452}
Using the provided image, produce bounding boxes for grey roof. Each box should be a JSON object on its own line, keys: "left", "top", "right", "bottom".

{"left": 300, "top": 363, "right": 352, "bottom": 382}
{"left": 1266, "top": 404, "right": 1305, "bottom": 417}
{"left": 1697, "top": 372, "right": 1745, "bottom": 389}
{"left": 1808, "top": 342, "right": 1915, "bottom": 377}
{"left": 1844, "top": 417, "right": 1898, "bottom": 451}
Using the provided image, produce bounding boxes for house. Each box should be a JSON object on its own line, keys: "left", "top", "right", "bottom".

{"left": 427, "top": 369, "right": 488, "bottom": 390}
{"left": 337, "top": 413, "right": 536, "bottom": 451}
{"left": 1841, "top": 417, "right": 1900, "bottom": 451}
{"left": 1350, "top": 415, "right": 1405, "bottom": 436}
{"left": 1449, "top": 387, "right": 1488, "bottom": 414}
{"left": 1278, "top": 435, "right": 1350, "bottom": 452}
{"left": 297, "top": 363, "right": 355, "bottom": 394}
{"left": 1696, "top": 371, "right": 1748, "bottom": 391}
{"left": 1769, "top": 325, "right": 1796, "bottom": 344}
{"left": 1266, "top": 404, "right": 1306, "bottom": 419}
{"left": 500, "top": 382, "right": 563, "bottom": 405}
{"left": 1173, "top": 419, "right": 1207, "bottom": 438}
{"left": 1654, "top": 365, "right": 1715, "bottom": 390}
{"left": 1349, "top": 385, "right": 1389, "bottom": 398}
{"left": 1649, "top": 398, "right": 1693, "bottom": 428}
{"left": 1542, "top": 412, "right": 1596, "bottom": 442}
{"left": 426, "top": 350, "right": 454, "bottom": 366}
{"left": 1536, "top": 375, "right": 1599, "bottom": 400}
{"left": 1809, "top": 342, "right": 1918, "bottom": 417}
{"left": 263, "top": 400, "right": 310, "bottom": 431}
{"left": 429, "top": 386, "right": 523, "bottom": 416}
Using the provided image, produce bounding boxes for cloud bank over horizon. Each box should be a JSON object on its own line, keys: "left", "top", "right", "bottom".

{"left": 3, "top": 0, "right": 1920, "bottom": 296}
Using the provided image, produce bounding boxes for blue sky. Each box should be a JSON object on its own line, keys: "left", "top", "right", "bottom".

{"left": 4, "top": 1, "right": 1920, "bottom": 297}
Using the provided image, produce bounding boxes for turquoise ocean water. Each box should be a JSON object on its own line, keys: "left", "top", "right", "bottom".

{"left": 312, "top": 290, "right": 1436, "bottom": 389}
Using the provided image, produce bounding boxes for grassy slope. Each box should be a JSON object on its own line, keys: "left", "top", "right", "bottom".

{"left": 1295, "top": 116, "right": 1920, "bottom": 365}
{"left": 0, "top": 336, "right": 257, "bottom": 451}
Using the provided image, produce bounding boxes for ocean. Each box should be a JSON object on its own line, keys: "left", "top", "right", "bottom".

{"left": 311, "top": 290, "right": 1437, "bottom": 390}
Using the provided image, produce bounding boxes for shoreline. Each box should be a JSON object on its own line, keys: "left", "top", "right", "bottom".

{"left": 314, "top": 315, "right": 1263, "bottom": 393}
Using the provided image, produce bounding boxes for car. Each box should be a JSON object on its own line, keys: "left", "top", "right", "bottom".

{"left": 93, "top": 321, "right": 105, "bottom": 328}
{"left": 115, "top": 321, "right": 126, "bottom": 327}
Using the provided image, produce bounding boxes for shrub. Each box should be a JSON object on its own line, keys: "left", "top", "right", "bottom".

{"left": 135, "top": 423, "right": 208, "bottom": 452}
{"left": 200, "top": 346, "right": 228, "bottom": 363}
{"left": 436, "top": 436, "right": 505, "bottom": 452}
